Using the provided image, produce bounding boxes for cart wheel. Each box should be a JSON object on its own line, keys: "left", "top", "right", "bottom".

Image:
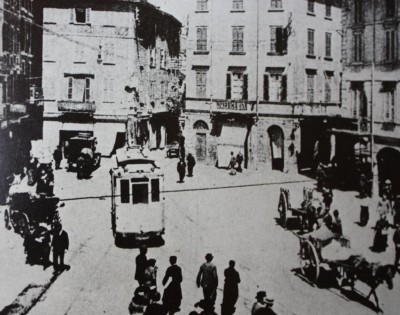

{"left": 4, "top": 209, "right": 11, "bottom": 230}
{"left": 16, "top": 213, "right": 29, "bottom": 237}
{"left": 299, "top": 239, "right": 320, "bottom": 284}
{"left": 278, "top": 190, "right": 288, "bottom": 228}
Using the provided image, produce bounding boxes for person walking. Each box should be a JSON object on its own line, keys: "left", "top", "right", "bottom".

{"left": 236, "top": 152, "right": 243, "bottom": 172}
{"left": 221, "top": 260, "right": 240, "bottom": 315}
{"left": 53, "top": 145, "right": 63, "bottom": 169}
{"left": 372, "top": 214, "right": 390, "bottom": 252}
{"left": 196, "top": 253, "right": 218, "bottom": 310}
{"left": 51, "top": 224, "right": 69, "bottom": 271}
{"left": 331, "top": 210, "right": 343, "bottom": 236}
{"left": 322, "top": 188, "right": 333, "bottom": 213}
{"left": 177, "top": 159, "right": 186, "bottom": 183}
{"left": 162, "top": 256, "right": 183, "bottom": 314}
{"left": 143, "top": 259, "right": 158, "bottom": 292}
{"left": 394, "top": 225, "right": 400, "bottom": 272}
{"left": 187, "top": 153, "right": 196, "bottom": 177}
{"left": 135, "top": 245, "right": 148, "bottom": 286}
{"left": 251, "top": 291, "right": 275, "bottom": 315}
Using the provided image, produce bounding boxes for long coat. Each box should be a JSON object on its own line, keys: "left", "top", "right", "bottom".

{"left": 135, "top": 253, "right": 147, "bottom": 284}
{"left": 222, "top": 267, "right": 240, "bottom": 307}
{"left": 162, "top": 264, "right": 183, "bottom": 311}
{"left": 52, "top": 230, "right": 69, "bottom": 254}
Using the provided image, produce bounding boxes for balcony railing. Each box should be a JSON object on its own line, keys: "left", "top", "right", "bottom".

{"left": 57, "top": 100, "right": 96, "bottom": 114}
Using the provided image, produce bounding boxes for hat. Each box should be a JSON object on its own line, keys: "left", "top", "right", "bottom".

{"left": 256, "top": 291, "right": 266, "bottom": 299}
{"left": 205, "top": 253, "right": 213, "bottom": 260}
{"left": 385, "top": 179, "right": 392, "bottom": 184}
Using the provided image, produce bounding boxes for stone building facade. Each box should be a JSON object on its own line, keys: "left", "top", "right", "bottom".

{"left": 337, "top": 0, "right": 400, "bottom": 194}
{"left": 39, "top": 0, "right": 183, "bottom": 156}
{"left": 184, "top": 0, "right": 342, "bottom": 172}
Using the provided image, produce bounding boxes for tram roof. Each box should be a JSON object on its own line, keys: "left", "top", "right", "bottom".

{"left": 115, "top": 146, "right": 157, "bottom": 167}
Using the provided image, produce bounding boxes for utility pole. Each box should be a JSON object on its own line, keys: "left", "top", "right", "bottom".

{"left": 255, "top": 0, "right": 260, "bottom": 121}
{"left": 370, "top": 0, "right": 376, "bottom": 196}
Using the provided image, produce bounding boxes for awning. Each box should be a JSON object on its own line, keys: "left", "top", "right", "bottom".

{"left": 217, "top": 124, "right": 248, "bottom": 167}
{"left": 61, "top": 122, "right": 93, "bottom": 132}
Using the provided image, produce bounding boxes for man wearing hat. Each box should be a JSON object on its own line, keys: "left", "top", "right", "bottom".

{"left": 196, "top": 253, "right": 218, "bottom": 309}
{"left": 252, "top": 291, "right": 275, "bottom": 315}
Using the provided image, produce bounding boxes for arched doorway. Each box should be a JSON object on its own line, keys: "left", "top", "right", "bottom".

{"left": 193, "top": 120, "right": 209, "bottom": 161}
{"left": 268, "top": 125, "right": 284, "bottom": 171}
{"left": 377, "top": 147, "right": 400, "bottom": 195}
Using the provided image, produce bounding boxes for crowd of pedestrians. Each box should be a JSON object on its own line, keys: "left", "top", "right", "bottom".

{"left": 176, "top": 153, "right": 196, "bottom": 183}
{"left": 130, "top": 248, "right": 275, "bottom": 315}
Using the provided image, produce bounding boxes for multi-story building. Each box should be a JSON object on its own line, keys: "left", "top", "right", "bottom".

{"left": 39, "top": 0, "right": 183, "bottom": 155}
{"left": 0, "top": 0, "right": 42, "bottom": 203}
{"left": 337, "top": 0, "right": 400, "bottom": 194}
{"left": 184, "top": 0, "right": 342, "bottom": 172}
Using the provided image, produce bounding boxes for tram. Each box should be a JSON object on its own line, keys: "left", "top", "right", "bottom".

{"left": 110, "top": 145, "right": 165, "bottom": 246}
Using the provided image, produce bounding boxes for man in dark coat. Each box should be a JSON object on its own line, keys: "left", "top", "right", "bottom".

{"left": 394, "top": 225, "right": 400, "bottom": 272}
{"left": 162, "top": 256, "right": 182, "bottom": 314}
{"left": 51, "top": 224, "right": 69, "bottom": 271}
{"left": 187, "top": 153, "right": 196, "bottom": 177}
{"left": 236, "top": 152, "right": 243, "bottom": 172}
{"left": 144, "top": 291, "right": 167, "bottom": 315}
{"left": 53, "top": 146, "right": 63, "bottom": 169}
{"left": 221, "top": 260, "right": 240, "bottom": 315}
{"left": 196, "top": 253, "right": 218, "bottom": 309}
{"left": 177, "top": 159, "right": 186, "bottom": 183}
{"left": 135, "top": 245, "right": 148, "bottom": 286}
{"left": 331, "top": 210, "right": 343, "bottom": 236}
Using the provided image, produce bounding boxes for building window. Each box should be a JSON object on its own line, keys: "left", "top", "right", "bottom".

{"left": 325, "top": 32, "right": 332, "bottom": 57}
{"left": 196, "top": 70, "right": 207, "bottom": 98}
{"left": 103, "top": 77, "right": 114, "bottom": 102}
{"left": 307, "top": 29, "right": 315, "bottom": 56}
{"left": 326, "top": 0, "right": 332, "bottom": 17}
{"left": 351, "top": 82, "right": 366, "bottom": 117}
{"left": 354, "top": 32, "right": 363, "bottom": 62}
{"left": 270, "top": 26, "right": 287, "bottom": 54}
{"left": 271, "top": 0, "right": 282, "bottom": 9}
{"left": 354, "top": 0, "right": 363, "bottom": 24}
{"left": 232, "top": 0, "right": 243, "bottom": 10}
{"left": 306, "top": 72, "right": 315, "bottom": 103}
{"left": 308, "top": 0, "right": 314, "bottom": 13}
{"left": 197, "top": 0, "right": 208, "bottom": 11}
{"left": 386, "top": 0, "right": 396, "bottom": 18}
{"left": 160, "top": 49, "right": 167, "bottom": 69}
{"left": 226, "top": 72, "right": 248, "bottom": 100}
{"left": 67, "top": 77, "right": 73, "bottom": 100}
{"left": 85, "top": 78, "right": 90, "bottom": 101}
{"left": 232, "top": 27, "right": 244, "bottom": 53}
{"left": 150, "top": 49, "right": 156, "bottom": 68}
{"left": 324, "top": 73, "right": 333, "bottom": 102}
{"left": 73, "top": 8, "right": 91, "bottom": 24}
{"left": 263, "top": 72, "right": 287, "bottom": 102}
{"left": 385, "top": 29, "right": 397, "bottom": 61}
{"left": 74, "top": 44, "right": 85, "bottom": 62}
{"left": 382, "top": 82, "right": 396, "bottom": 121}
{"left": 196, "top": 27, "right": 207, "bottom": 51}
{"left": 104, "top": 42, "right": 115, "bottom": 64}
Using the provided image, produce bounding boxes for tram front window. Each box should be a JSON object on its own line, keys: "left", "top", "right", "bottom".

{"left": 120, "top": 179, "right": 130, "bottom": 203}
{"left": 151, "top": 179, "right": 160, "bottom": 202}
{"left": 132, "top": 184, "right": 148, "bottom": 204}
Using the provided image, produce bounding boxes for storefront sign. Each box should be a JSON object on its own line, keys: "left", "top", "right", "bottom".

{"left": 216, "top": 100, "right": 248, "bottom": 111}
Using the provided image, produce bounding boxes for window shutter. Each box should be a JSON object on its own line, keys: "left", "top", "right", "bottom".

{"left": 263, "top": 75, "right": 269, "bottom": 101}
{"left": 226, "top": 73, "right": 231, "bottom": 99}
{"left": 276, "top": 28, "right": 283, "bottom": 54}
{"left": 243, "top": 74, "right": 248, "bottom": 100}
{"left": 70, "top": 9, "right": 74, "bottom": 23}
{"left": 282, "top": 28, "right": 288, "bottom": 54}
{"left": 281, "top": 75, "right": 287, "bottom": 101}
{"left": 86, "top": 8, "right": 91, "bottom": 23}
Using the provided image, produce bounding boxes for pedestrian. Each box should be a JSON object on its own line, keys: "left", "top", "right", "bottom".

{"left": 316, "top": 163, "right": 325, "bottom": 192}
{"left": 377, "top": 194, "right": 391, "bottom": 219}
{"left": 162, "top": 256, "right": 182, "bottom": 314}
{"left": 129, "top": 286, "right": 148, "bottom": 314}
{"left": 393, "top": 225, "right": 400, "bottom": 273}
{"left": 196, "top": 253, "right": 218, "bottom": 310}
{"left": 331, "top": 210, "right": 343, "bottom": 236}
{"left": 144, "top": 291, "right": 167, "bottom": 315}
{"left": 393, "top": 196, "right": 400, "bottom": 227}
{"left": 322, "top": 188, "right": 333, "bottom": 213}
{"left": 53, "top": 145, "right": 63, "bottom": 169}
{"left": 187, "top": 153, "right": 196, "bottom": 177}
{"left": 251, "top": 291, "right": 275, "bottom": 315}
{"left": 221, "top": 260, "right": 240, "bottom": 315}
{"left": 383, "top": 179, "right": 394, "bottom": 203}
{"left": 228, "top": 152, "right": 236, "bottom": 170}
{"left": 236, "top": 152, "right": 243, "bottom": 172}
{"left": 372, "top": 214, "right": 390, "bottom": 253}
{"left": 135, "top": 245, "right": 148, "bottom": 286}
{"left": 177, "top": 159, "right": 186, "bottom": 183}
{"left": 143, "top": 258, "right": 158, "bottom": 292}
{"left": 51, "top": 224, "right": 69, "bottom": 271}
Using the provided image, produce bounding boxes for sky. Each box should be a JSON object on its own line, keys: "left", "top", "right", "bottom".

{"left": 148, "top": 0, "right": 192, "bottom": 23}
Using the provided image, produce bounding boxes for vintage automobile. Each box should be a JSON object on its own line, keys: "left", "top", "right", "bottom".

{"left": 65, "top": 133, "right": 101, "bottom": 172}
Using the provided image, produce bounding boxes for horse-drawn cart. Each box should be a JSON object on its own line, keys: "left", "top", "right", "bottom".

{"left": 298, "top": 228, "right": 394, "bottom": 310}
{"left": 278, "top": 187, "right": 323, "bottom": 231}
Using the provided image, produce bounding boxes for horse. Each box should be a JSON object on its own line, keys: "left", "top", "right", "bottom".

{"left": 335, "top": 255, "right": 395, "bottom": 311}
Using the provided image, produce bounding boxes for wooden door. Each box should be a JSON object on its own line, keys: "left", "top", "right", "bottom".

{"left": 195, "top": 133, "right": 207, "bottom": 161}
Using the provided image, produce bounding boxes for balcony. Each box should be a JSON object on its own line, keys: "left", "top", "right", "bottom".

{"left": 57, "top": 100, "right": 96, "bottom": 114}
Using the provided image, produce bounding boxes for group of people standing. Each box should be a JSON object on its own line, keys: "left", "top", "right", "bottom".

{"left": 132, "top": 248, "right": 274, "bottom": 315}
{"left": 228, "top": 152, "right": 243, "bottom": 175}
{"left": 177, "top": 153, "right": 196, "bottom": 183}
